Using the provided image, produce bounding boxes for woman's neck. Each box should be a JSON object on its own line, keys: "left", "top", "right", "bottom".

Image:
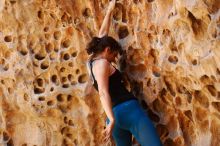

{"left": 92, "top": 54, "right": 107, "bottom": 61}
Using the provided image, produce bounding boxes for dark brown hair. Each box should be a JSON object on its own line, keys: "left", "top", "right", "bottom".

{"left": 86, "top": 35, "right": 123, "bottom": 55}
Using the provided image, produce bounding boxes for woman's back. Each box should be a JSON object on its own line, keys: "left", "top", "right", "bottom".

{"left": 88, "top": 58, "right": 137, "bottom": 107}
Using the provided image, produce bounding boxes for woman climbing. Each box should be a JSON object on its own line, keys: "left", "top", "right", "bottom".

{"left": 86, "top": 0, "right": 163, "bottom": 146}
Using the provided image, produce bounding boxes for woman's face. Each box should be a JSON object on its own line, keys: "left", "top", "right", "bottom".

{"left": 108, "top": 50, "right": 119, "bottom": 63}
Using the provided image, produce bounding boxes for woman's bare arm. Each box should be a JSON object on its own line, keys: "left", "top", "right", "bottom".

{"left": 98, "top": 0, "right": 116, "bottom": 38}
{"left": 93, "top": 59, "right": 115, "bottom": 122}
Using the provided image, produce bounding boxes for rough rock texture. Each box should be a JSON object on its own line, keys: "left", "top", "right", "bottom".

{"left": 0, "top": 0, "right": 220, "bottom": 146}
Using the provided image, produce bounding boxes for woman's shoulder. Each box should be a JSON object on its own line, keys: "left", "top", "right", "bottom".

{"left": 92, "top": 58, "right": 111, "bottom": 67}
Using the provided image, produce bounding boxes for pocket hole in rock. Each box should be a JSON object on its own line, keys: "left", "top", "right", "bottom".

{"left": 7, "top": 139, "right": 14, "bottom": 146}
{"left": 60, "top": 67, "right": 66, "bottom": 72}
{"left": 75, "top": 69, "right": 80, "bottom": 74}
{"left": 192, "top": 59, "right": 197, "bottom": 65}
{"left": 50, "top": 87, "right": 54, "bottom": 92}
{"left": 168, "top": 55, "right": 178, "bottom": 64}
{"left": 61, "top": 77, "right": 67, "bottom": 83}
{"left": 37, "top": 78, "right": 44, "bottom": 87}
{"left": 78, "top": 74, "right": 87, "bottom": 83}
{"left": 83, "top": 8, "right": 92, "bottom": 18}
{"left": 67, "top": 74, "right": 73, "bottom": 81}
{"left": 118, "top": 26, "right": 129, "bottom": 39}
{"left": 57, "top": 94, "right": 65, "bottom": 102}
{"left": 47, "top": 100, "right": 55, "bottom": 106}
{"left": 46, "top": 43, "right": 54, "bottom": 53}
{"left": 62, "top": 84, "right": 69, "bottom": 88}
{"left": 51, "top": 75, "right": 58, "bottom": 83}
{"left": 68, "top": 120, "right": 74, "bottom": 126}
{"left": 62, "top": 39, "right": 71, "bottom": 48}
{"left": 35, "top": 54, "right": 45, "bottom": 60}
{"left": 63, "top": 53, "right": 70, "bottom": 60}
{"left": 34, "top": 87, "right": 45, "bottom": 94}
{"left": 38, "top": 96, "right": 45, "bottom": 101}
{"left": 4, "top": 35, "right": 12, "bottom": 42}
{"left": 38, "top": 10, "right": 44, "bottom": 19}
{"left": 40, "top": 61, "right": 49, "bottom": 70}
{"left": 67, "top": 95, "right": 72, "bottom": 101}
{"left": 3, "top": 131, "right": 10, "bottom": 141}
{"left": 212, "top": 102, "right": 220, "bottom": 112}
{"left": 71, "top": 51, "right": 77, "bottom": 57}
{"left": 206, "top": 85, "right": 217, "bottom": 96}
{"left": 68, "top": 62, "right": 74, "bottom": 67}
{"left": 19, "top": 48, "right": 28, "bottom": 56}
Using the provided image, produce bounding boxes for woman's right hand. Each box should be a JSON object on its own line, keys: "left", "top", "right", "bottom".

{"left": 107, "top": 0, "right": 116, "bottom": 12}
{"left": 102, "top": 120, "right": 115, "bottom": 143}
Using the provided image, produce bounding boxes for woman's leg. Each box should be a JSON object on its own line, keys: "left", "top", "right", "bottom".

{"left": 129, "top": 101, "right": 163, "bottom": 146}
{"left": 106, "top": 118, "right": 132, "bottom": 146}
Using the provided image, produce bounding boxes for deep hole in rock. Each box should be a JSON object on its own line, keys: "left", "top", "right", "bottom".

{"left": 20, "top": 48, "right": 28, "bottom": 56}
{"left": 64, "top": 116, "right": 68, "bottom": 124}
{"left": 71, "top": 51, "right": 77, "bottom": 57}
{"left": 118, "top": 26, "right": 129, "bottom": 39}
{"left": 40, "top": 61, "right": 49, "bottom": 70}
{"left": 51, "top": 75, "right": 58, "bottom": 83}
{"left": 192, "top": 59, "right": 197, "bottom": 65}
{"left": 62, "top": 84, "right": 69, "bottom": 88}
{"left": 148, "top": 109, "right": 160, "bottom": 123}
{"left": 4, "top": 35, "right": 12, "bottom": 42}
{"left": 78, "top": 74, "right": 87, "bottom": 83}
{"left": 188, "top": 10, "right": 204, "bottom": 37}
{"left": 194, "top": 90, "right": 209, "bottom": 108}
{"left": 67, "top": 95, "right": 72, "bottom": 101}
{"left": 63, "top": 53, "right": 70, "bottom": 60}
{"left": 168, "top": 55, "right": 178, "bottom": 64}
{"left": 206, "top": 85, "right": 217, "bottom": 96}
{"left": 83, "top": 8, "right": 92, "bottom": 18}
{"left": 61, "top": 77, "right": 67, "bottom": 83}
{"left": 75, "top": 69, "right": 80, "bottom": 74}
{"left": 34, "top": 87, "right": 45, "bottom": 94}
{"left": 47, "top": 100, "right": 54, "bottom": 106}
{"left": 184, "top": 110, "right": 193, "bottom": 122}
{"left": 61, "top": 127, "right": 66, "bottom": 134}
{"left": 68, "top": 120, "right": 74, "bottom": 126}
{"left": 45, "top": 43, "right": 53, "bottom": 53}
{"left": 50, "top": 87, "right": 54, "bottom": 92}
{"left": 35, "top": 54, "right": 45, "bottom": 60}
{"left": 7, "top": 138, "right": 14, "bottom": 146}
{"left": 147, "top": 0, "right": 154, "bottom": 2}
{"left": 37, "top": 78, "right": 44, "bottom": 87}
{"left": 212, "top": 102, "right": 220, "bottom": 112}
{"left": 62, "top": 39, "right": 71, "bottom": 48}
{"left": 3, "top": 131, "right": 10, "bottom": 141}
{"left": 164, "top": 138, "right": 175, "bottom": 146}
{"left": 38, "top": 10, "right": 43, "bottom": 19}
{"left": 60, "top": 67, "right": 66, "bottom": 72}
{"left": 57, "top": 94, "right": 65, "bottom": 102}
{"left": 156, "top": 124, "right": 169, "bottom": 137}
{"left": 38, "top": 96, "right": 45, "bottom": 101}
{"left": 67, "top": 74, "right": 73, "bottom": 81}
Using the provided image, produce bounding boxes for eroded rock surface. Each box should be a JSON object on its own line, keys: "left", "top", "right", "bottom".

{"left": 0, "top": 0, "right": 219, "bottom": 146}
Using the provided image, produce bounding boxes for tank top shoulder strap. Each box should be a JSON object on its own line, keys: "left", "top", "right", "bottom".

{"left": 89, "top": 58, "right": 118, "bottom": 81}
{"left": 89, "top": 58, "right": 107, "bottom": 81}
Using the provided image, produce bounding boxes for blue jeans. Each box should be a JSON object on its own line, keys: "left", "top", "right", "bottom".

{"left": 106, "top": 99, "right": 162, "bottom": 146}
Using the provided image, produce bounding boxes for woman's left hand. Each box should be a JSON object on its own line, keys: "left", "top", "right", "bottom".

{"left": 102, "top": 120, "right": 115, "bottom": 143}
{"left": 107, "top": 0, "right": 116, "bottom": 12}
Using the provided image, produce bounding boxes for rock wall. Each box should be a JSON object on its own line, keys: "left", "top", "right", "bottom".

{"left": 0, "top": 0, "right": 219, "bottom": 146}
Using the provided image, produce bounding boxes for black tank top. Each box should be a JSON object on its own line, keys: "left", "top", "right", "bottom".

{"left": 89, "top": 59, "right": 137, "bottom": 107}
